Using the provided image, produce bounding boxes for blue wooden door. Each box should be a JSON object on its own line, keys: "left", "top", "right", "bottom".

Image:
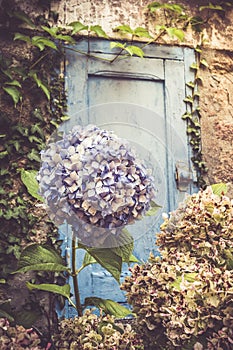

{"left": 60, "top": 39, "right": 196, "bottom": 317}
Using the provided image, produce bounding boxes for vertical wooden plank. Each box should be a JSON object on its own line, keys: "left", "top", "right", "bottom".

{"left": 165, "top": 55, "right": 194, "bottom": 210}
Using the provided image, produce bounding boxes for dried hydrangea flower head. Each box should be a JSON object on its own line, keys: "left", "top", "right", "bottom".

{"left": 38, "top": 125, "right": 156, "bottom": 246}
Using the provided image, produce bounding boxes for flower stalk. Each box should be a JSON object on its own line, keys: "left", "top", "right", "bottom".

{"left": 71, "top": 235, "right": 82, "bottom": 316}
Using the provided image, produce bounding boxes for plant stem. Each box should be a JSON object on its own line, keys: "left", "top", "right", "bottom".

{"left": 71, "top": 235, "right": 82, "bottom": 316}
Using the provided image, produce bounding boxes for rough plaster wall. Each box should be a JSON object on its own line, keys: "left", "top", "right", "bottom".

{"left": 200, "top": 50, "right": 233, "bottom": 195}
{"left": 51, "top": 0, "right": 233, "bottom": 192}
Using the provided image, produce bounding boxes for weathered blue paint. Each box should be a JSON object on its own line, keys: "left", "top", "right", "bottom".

{"left": 59, "top": 39, "right": 196, "bottom": 316}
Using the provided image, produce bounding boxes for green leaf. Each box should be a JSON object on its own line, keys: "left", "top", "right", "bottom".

{"left": 32, "top": 36, "right": 57, "bottom": 50}
{"left": 0, "top": 150, "right": 8, "bottom": 159}
{"left": 41, "top": 26, "right": 59, "bottom": 37}
{"left": 55, "top": 34, "right": 76, "bottom": 44}
{"left": 79, "top": 244, "right": 122, "bottom": 283}
{"left": 211, "top": 183, "right": 228, "bottom": 196}
{"left": 82, "top": 252, "right": 97, "bottom": 268}
{"left": 171, "top": 273, "right": 197, "bottom": 291}
{"left": 125, "top": 45, "right": 144, "bottom": 58}
{"left": 14, "top": 309, "right": 41, "bottom": 329}
{"left": 0, "top": 309, "right": 14, "bottom": 322}
{"left": 190, "top": 63, "right": 199, "bottom": 70}
{"left": 186, "top": 81, "right": 195, "bottom": 88}
{"left": 3, "top": 86, "right": 21, "bottom": 106}
{"left": 134, "top": 27, "right": 152, "bottom": 38}
{"left": 110, "top": 41, "right": 126, "bottom": 50}
{"left": 17, "top": 243, "right": 64, "bottom": 269}
{"left": 26, "top": 282, "right": 71, "bottom": 298}
{"left": 20, "top": 169, "right": 43, "bottom": 201}
{"left": 224, "top": 249, "right": 233, "bottom": 270}
{"left": 128, "top": 254, "right": 139, "bottom": 263}
{"left": 12, "top": 10, "right": 35, "bottom": 28}
{"left": 90, "top": 25, "right": 108, "bottom": 38}
{"left": 31, "top": 123, "right": 45, "bottom": 139}
{"left": 166, "top": 27, "right": 185, "bottom": 41}
{"left": 61, "top": 115, "right": 70, "bottom": 121}
{"left": 30, "top": 73, "right": 50, "bottom": 100}
{"left": 13, "top": 263, "right": 70, "bottom": 274}
{"left": 69, "top": 21, "right": 89, "bottom": 35}
{"left": 148, "top": 2, "right": 163, "bottom": 12}
{"left": 114, "top": 25, "right": 134, "bottom": 35}
{"left": 104, "top": 229, "right": 134, "bottom": 263}
{"left": 84, "top": 297, "right": 134, "bottom": 317}
{"left": 199, "top": 3, "right": 224, "bottom": 11}
{"left": 5, "top": 80, "right": 22, "bottom": 88}
{"left": 146, "top": 201, "right": 161, "bottom": 216}
{"left": 200, "top": 58, "right": 209, "bottom": 68}
{"left": 14, "top": 33, "right": 31, "bottom": 43}
{"left": 27, "top": 149, "right": 41, "bottom": 163}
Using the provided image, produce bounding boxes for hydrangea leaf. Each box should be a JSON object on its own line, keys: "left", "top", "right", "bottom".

{"left": 17, "top": 243, "right": 64, "bottom": 269}
{"left": 26, "top": 282, "right": 71, "bottom": 299}
{"left": 104, "top": 229, "right": 134, "bottom": 263}
{"left": 84, "top": 297, "right": 134, "bottom": 317}
{"left": 79, "top": 244, "right": 122, "bottom": 283}
{"left": 13, "top": 263, "right": 70, "bottom": 274}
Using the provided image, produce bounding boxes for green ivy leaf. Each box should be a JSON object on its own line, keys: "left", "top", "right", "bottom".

{"left": 26, "top": 282, "right": 71, "bottom": 299}
{"left": 211, "top": 183, "right": 228, "bottom": 196}
{"left": 190, "top": 62, "right": 199, "bottom": 70}
{"left": 69, "top": 21, "right": 89, "bottom": 35}
{"left": 84, "top": 297, "right": 134, "bottom": 317}
{"left": 3, "top": 86, "right": 22, "bottom": 106}
{"left": 90, "top": 25, "right": 108, "bottom": 38}
{"left": 186, "top": 81, "right": 195, "bottom": 88}
{"left": 20, "top": 169, "right": 43, "bottom": 201}
{"left": 30, "top": 73, "right": 50, "bottom": 100}
{"left": 200, "top": 58, "right": 209, "bottom": 68}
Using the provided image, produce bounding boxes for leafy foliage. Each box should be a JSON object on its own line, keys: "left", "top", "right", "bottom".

{"left": 52, "top": 309, "right": 144, "bottom": 350}
{"left": 121, "top": 185, "right": 233, "bottom": 349}
{"left": 0, "top": 318, "right": 47, "bottom": 350}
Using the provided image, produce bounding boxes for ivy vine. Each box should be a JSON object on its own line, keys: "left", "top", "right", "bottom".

{"left": 0, "top": 0, "right": 231, "bottom": 331}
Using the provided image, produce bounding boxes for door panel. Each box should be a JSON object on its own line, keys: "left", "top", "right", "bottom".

{"left": 61, "top": 39, "right": 195, "bottom": 315}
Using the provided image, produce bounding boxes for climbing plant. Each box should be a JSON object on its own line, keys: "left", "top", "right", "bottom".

{"left": 0, "top": 0, "right": 232, "bottom": 335}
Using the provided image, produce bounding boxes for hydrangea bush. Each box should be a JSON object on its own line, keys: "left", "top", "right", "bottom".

{"left": 52, "top": 309, "right": 144, "bottom": 350}
{"left": 121, "top": 186, "right": 233, "bottom": 349}
{"left": 38, "top": 125, "right": 155, "bottom": 247}
{"left": 0, "top": 318, "right": 48, "bottom": 350}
